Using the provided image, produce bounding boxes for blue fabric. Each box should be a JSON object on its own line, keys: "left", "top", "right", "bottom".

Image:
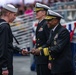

{"left": 71, "top": 43, "right": 76, "bottom": 75}
{"left": 30, "top": 61, "right": 36, "bottom": 71}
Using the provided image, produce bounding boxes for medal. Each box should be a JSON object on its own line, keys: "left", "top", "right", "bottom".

{"left": 54, "top": 40, "right": 57, "bottom": 45}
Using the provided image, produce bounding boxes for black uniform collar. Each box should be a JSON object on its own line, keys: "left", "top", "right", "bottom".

{"left": 0, "top": 18, "right": 6, "bottom": 22}
{"left": 38, "top": 19, "right": 46, "bottom": 24}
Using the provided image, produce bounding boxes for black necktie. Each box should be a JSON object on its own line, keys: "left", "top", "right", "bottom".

{"left": 49, "top": 30, "right": 53, "bottom": 39}
{"left": 47, "top": 30, "right": 53, "bottom": 45}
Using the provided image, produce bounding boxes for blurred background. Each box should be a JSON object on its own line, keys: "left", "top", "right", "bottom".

{"left": 0, "top": 0, "right": 76, "bottom": 75}
{"left": 0, "top": 0, "right": 76, "bottom": 21}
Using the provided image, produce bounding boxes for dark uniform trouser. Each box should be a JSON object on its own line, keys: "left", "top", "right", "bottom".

{"left": 0, "top": 68, "right": 2, "bottom": 75}
{"left": 36, "top": 64, "right": 51, "bottom": 75}
{"left": 8, "top": 66, "right": 13, "bottom": 75}
{"left": 52, "top": 71, "right": 73, "bottom": 75}
{"left": 8, "top": 51, "right": 13, "bottom": 75}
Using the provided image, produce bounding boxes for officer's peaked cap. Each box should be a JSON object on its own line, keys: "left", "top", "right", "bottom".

{"left": 45, "top": 10, "right": 63, "bottom": 20}
{"left": 34, "top": 3, "right": 50, "bottom": 12}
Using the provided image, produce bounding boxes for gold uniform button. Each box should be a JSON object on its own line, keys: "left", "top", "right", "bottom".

{"left": 49, "top": 50, "right": 51, "bottom": 53}
{"left": 38, "top": 39, "right": 40, "bottom": 40}
{"left": 38, "top": 44, "right": 39, "bottom": 46}
{"left": 52, "top": 58, "right": 55, "bottom": 60}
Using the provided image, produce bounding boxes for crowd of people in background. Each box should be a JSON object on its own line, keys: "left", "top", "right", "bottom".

{"left": 0, "top": 0, "right": 76, "bottom": 17}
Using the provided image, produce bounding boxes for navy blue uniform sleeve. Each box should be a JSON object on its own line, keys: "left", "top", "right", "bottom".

{"left": 0, "top": 24, "right": 9, "bottom": 70}
{"left": 8, "top": 42, "right": 22, "bottom": 53}
{"left": 43, "top": 24, "right": 50, "bottom": 40}
{"left": 13, "top": 46, "right": 22, "bottom": 53}
{"left": 49, "top": 29, "right": 70, "bottom": 58}
{"left": 42, "top": 24, "right": 50, "bottom": 48}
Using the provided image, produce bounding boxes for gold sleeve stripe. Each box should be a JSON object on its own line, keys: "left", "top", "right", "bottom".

{"left": 43, "top": 48, "right": 49, "bottom": 56}
{"left": 49, "top": 55, "right": 52, "bottom": 60}
{"left": 45, "top": 16, "right": 56, "bottom": 20}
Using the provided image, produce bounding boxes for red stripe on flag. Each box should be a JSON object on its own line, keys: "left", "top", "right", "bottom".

{"left": 63, "top": 25, "right": 66, "bottom": 28}
{"left": 74, "top": 22, "right": 76, "bottom": 27}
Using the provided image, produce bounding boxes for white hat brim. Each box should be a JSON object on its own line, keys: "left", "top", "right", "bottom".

{"left": 3, "top": 4, "right": 18, "bottom": 13}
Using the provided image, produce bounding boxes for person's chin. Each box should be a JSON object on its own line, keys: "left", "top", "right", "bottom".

{"left": 47, "top": 24, "right": 50, "bottom": 28}
{"left": 12, "top": 19, "right": 15, "bottom": 22}
{"left": 10, "top": 20, "right": 13, "bottom": 23}
{"left": 48, "top": 26, "right": 53, "bottom": 29}
{"left": 36, "top": 17, "right": 39, "bottom": 19}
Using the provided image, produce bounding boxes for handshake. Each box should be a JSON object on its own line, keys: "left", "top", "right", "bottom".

{"left": 21, "top": 48, "right": 40, "bottom": 55}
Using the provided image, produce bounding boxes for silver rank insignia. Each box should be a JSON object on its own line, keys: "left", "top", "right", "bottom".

{"left": 54, "top": 33, "right": 58, "bottom": 45}
{"left": 54, "top": 33, "right": 58, "bottom": 40}
{"left": 54, "top": 40, "right": 57, "bottom": 45}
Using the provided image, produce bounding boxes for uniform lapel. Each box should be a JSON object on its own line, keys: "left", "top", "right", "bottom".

{"left": 36, "top": 19, "right": 45, "bottom": 34}
{"left": 53, "top": 24, "right": 61, "bottom": 36}
{"left": 47, "top": 24, "right": 61, "bottom": 45}
{"left": 47, "top": 30, "right": 53, "bottom": 43}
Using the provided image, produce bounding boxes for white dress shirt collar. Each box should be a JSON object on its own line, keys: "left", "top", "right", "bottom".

{"left": 52, "top": 24, "right": 59, "bottom": 31}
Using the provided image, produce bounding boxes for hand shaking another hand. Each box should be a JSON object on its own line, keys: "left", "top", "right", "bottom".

{"left": 21, "top": 48, "right": 41, "bottom": 55}
{"left": 30, "top": 48, "right": 40, "bottom": 55}
{"left": 21, "top": 49, "right": 30, "bottom": 55}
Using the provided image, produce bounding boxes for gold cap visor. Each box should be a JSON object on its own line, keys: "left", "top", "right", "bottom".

{"left": 34, "top": 8, "right": 44, "bottom": 12}
{"left": 45, "top": 16, "right": 56, "bottom": 20}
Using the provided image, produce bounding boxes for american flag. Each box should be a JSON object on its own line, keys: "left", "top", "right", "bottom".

{"left": 62, "top": 21, "right": 76, "bottom": 41}
{"left": 31, "top": 20, "right": 38, "bottom": 45}
{"left": 32, "top": 21, "right": 76, "bottom": 43}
